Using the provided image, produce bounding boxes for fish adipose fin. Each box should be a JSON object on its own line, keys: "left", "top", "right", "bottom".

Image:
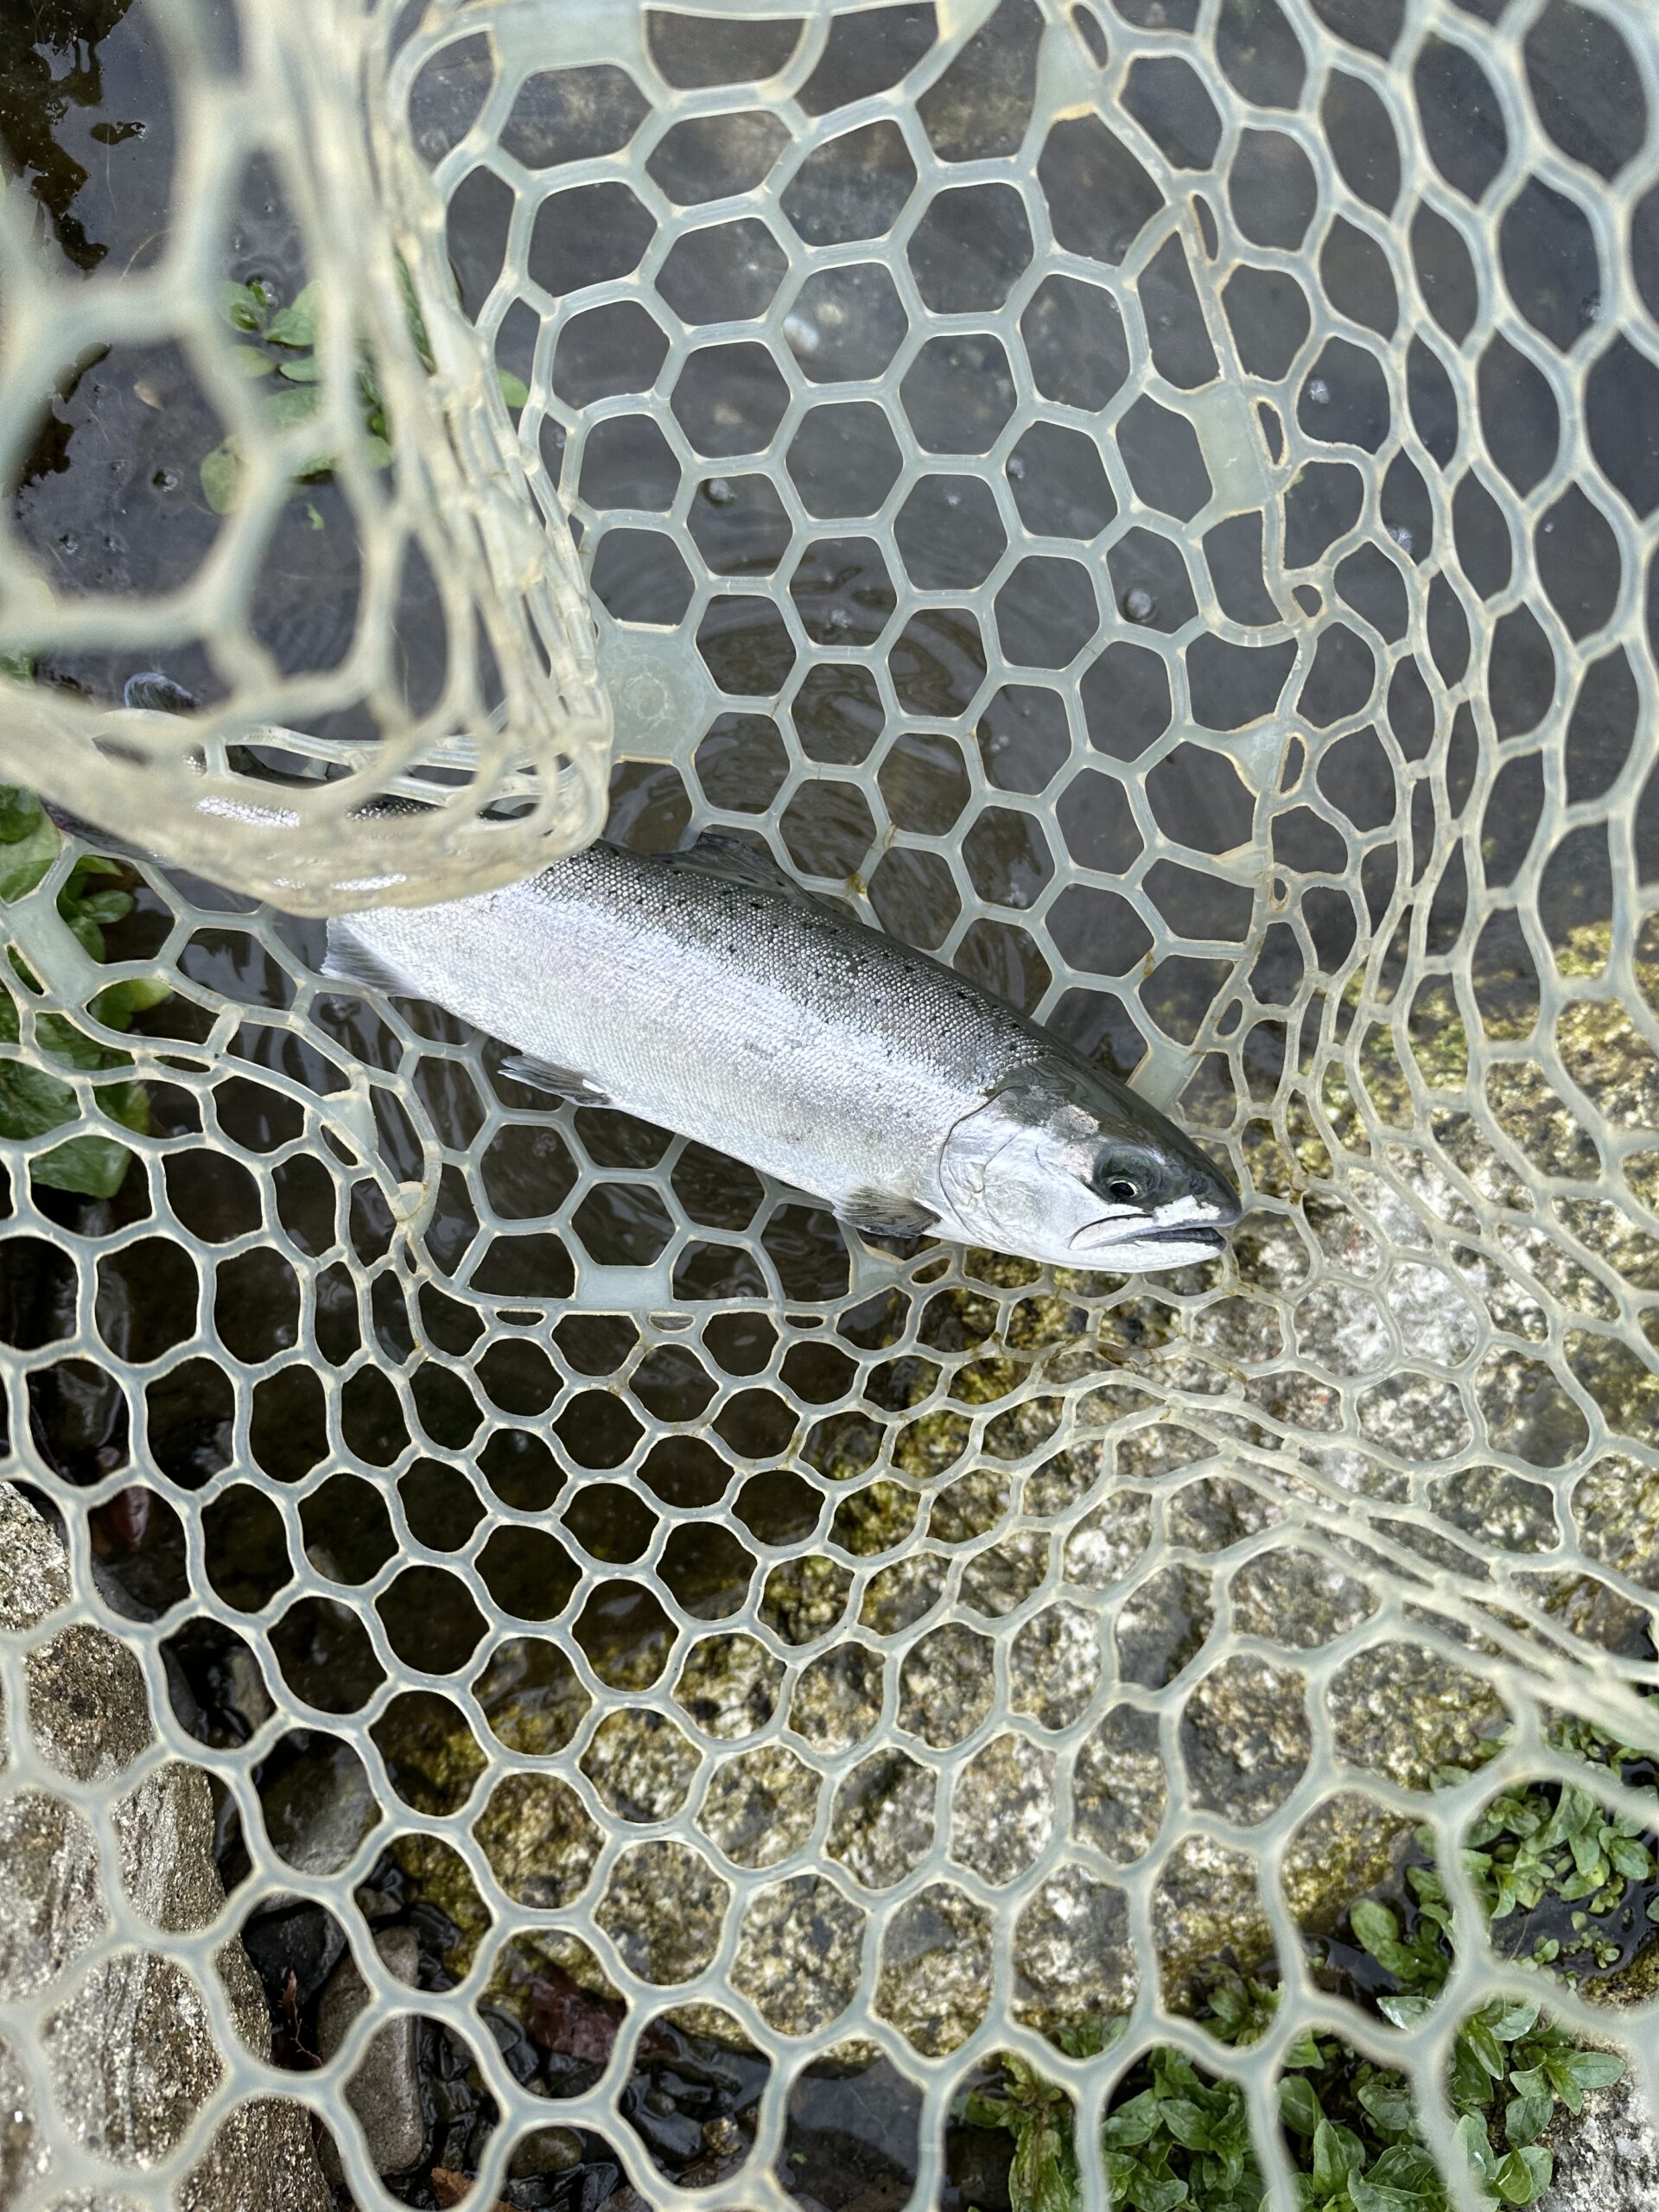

{"left": 497, "top": 1051, "right": 612, "bottom": 1106}
{"left": 321, "top": 924, "right": 413, "bottom": 1001}
{"left": 836, "top": 1191, "right": 939, "bottom": 1240}
{"left": 667, "top": 832, "right": 836, "bottom": 917}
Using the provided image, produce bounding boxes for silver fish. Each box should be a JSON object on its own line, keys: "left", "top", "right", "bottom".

{"left": 326, "top": 835, "right": 1240, "bottom": 1272}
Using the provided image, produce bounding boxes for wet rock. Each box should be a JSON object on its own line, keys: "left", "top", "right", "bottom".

{"left": 0, "top": 1483, "right": 73, "bottom": 1637}
{"left": 673, "top": 1631, "right": 785, "bottom": 1741}
{"left": 1014, "top": 1863, "right": 1139, "bottom": 2032}
{"left": 698, "top": 1741, "right": 821, "bottom": 1868}
{"left": 44, "top": 1950, "right": 238, "bottom": 2171}
{"left": 315, "top": 1924, "right": 425, "bottom": 2177}
{"left": 176, "top": 2105, "right": 356, "bottom": 2212}
{"left": 781, "top": 2043, "right": 924, "bottom": 2212}
{"left": 1327, "top": 1639, "right": 1510, "bottom": 1790}
{"left": 507, "top": 2125, "right": 584, "bottom": 2178}
{"left": 1151, "top": 1838, "right": 1271, "bottom": 2009}
{"left": 240, "top": 1900, "right": 348, "bottom": 2013}
{"left": 581, "top": 1707, "right": 700, "bottom": 1821}
{"left": 0, "top": 1787, "right": 106, "bottom": 1999}
{"left": 0, "top": 1481, "right": 328, "bottom": 2211}
{"left": 786, "top": 1643, "right": 885, "bottom": 1751}
{"left": 950, "top": 1732, "right": 1054, "bottom": 1886}
{"left": 1539, "top": 2072, "right": 1659, "bottom": 2211}
{"left": 732, "top": 1873, "right": 865, "bottom": 2035}
{"left": 875, "top": 1883, "right": 992, "bottom": 2056}
{"left": 255, "top": 1734, "right": 381, "bottom": 1875}
{"left": 474, "top": 1772, "right": 601, "bottom": 1908}
{"left": 26, "top": 1619, "right": 150, "bottom": 1783}
{"left": 0, "top": 2032, "right": 48, "bottom": 2203}
{"left": 897, "top": 1621, "right": 995, "bottom": 1747}
{"left": 594, "top": 1840, "right": 730, "bottom": 1985}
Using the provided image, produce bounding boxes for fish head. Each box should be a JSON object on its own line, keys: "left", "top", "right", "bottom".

{"left": 937, "top": 1062, "right": 1242, "bottom": 1271}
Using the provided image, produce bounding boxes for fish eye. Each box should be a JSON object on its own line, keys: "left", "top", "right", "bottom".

{"left": 1092, "top": 1149, "right": 1152, "bottom": 1205}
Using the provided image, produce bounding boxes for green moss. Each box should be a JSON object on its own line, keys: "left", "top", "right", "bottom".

{"left": 950, "top": 1352, "right": 1027, "bottom": 1404}
{"left": 1564, "top": 1329, "right": 1659, "bottom": 1446}
{"left": 893, "top": 1405, "right": 971, "bottom": 1479}
{"left": 1555, "top": 921, "right": 1613, "bottom": 982}
{"left": 1006, "top": 1293, "right": 1090, "bottom": 1354}
{"left": 481, "top": 1929, "right": 622, "bottom": 2034}
{"left": 828, "top": 1478, "right": 918, "bottom": 1555}
{"left": 963, "top": 1247, "right": 1044, "bottom": 1291}
{"left": 1585, "top": 1936, "right": 1659, "bottom": 2009}
{"left": 368, "top": 1691, "right": 486, "bottom": 1816}
{"left": 759, "top": 1552, "right": 853, "bottom": 1644}
{"left": 1280, "top": 1796, "right": 1420, "bottom": 1943}
{"left": 1556, "top": 998, "right": 1659, "bottom": 1132}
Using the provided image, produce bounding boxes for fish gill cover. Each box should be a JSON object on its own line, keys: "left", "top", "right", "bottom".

{"left": 0, "top": 1, "right": 1656, "bottom": 2209}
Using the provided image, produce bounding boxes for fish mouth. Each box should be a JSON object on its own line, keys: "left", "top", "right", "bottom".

{"left": 1070, "top": 1217, "right": 1230, "bottom": 1257}
{"left": 1145, "top": 1224, "right": 1227, "bottom": 1254}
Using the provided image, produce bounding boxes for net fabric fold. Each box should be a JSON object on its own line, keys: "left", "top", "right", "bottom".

{"left": 0, "top": 0, "right": 611, "bottom": 913}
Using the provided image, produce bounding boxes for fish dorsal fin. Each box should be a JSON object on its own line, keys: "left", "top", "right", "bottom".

{"left": 663, "top": 832, "right": 837, "bottom": 918}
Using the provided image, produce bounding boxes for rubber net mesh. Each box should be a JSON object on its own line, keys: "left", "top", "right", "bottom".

{"left": 0, "top": 0, "right": 612, "bottom": 909}
{"left": 2, "top": 0, "right": 1658, "bottom": 2206}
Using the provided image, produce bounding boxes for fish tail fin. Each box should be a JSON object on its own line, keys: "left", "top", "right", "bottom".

{"left": 40, "top": 800, "right": 163, "bottom": 868}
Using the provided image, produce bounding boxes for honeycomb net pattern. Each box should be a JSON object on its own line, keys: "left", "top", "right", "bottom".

{"left": 0, "top": 0, "right": 611, "bottom": 912}
{"left": 3, "top": 0, "right": 1659, "bottom": 2206}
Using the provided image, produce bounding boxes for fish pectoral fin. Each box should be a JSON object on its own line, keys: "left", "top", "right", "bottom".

{"left": 836, "top": 1191, "right": 940, "bottom": 1240}
{"left": 321, "top": 924, "right": 411, "bottom": 1001}
{"left": 497, "top": 1050, "right": 611, "bottom": 1106}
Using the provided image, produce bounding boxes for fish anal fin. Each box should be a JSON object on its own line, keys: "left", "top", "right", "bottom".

{"left": 321, "top": 923, "right": 413, "bottom": 1001}
{"left": 498, "top": 1050, "right": 611, "bottom": 1106}
{"left": 836, "top": 1190, "right": 939, "bottom": 1241}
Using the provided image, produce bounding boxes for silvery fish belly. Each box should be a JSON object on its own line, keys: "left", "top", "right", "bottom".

{"left": 326, "top": 838, "right": 1241, "bottom": 1272}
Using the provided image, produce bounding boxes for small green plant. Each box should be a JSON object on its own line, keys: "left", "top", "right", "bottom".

{"left": 1279, "top": 1981, "right": 1622, "bottom": 2209}
{"left": 200, "top": 274, "right": 530, "bottom": 512}
{"left": 0, "top": 784, "right": 168, "bottom": 1197}
{"left": 1278, "top": 1884, "right": 1627, "bottom": 2211}
{"left": 1457, "top": 1722, "right": 1657, "bottom": 1968}
{"left": 963, "top": 1898, "right": 1629, "bottom": 2212}
{"left": 1102, "top": 2045, "right": 1263, "bottom": 2212}
{"left": 963, "top": 2051, "right": 1086, "bottom": 2212}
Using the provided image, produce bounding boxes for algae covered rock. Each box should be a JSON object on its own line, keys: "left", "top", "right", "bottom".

{"left": 0, "top": 1482, "right": 328, "bottom": 2212}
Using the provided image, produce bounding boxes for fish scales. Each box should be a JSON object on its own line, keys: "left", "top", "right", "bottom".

{"left": 334, "top": 842, "right": 1040, "bottom": 1211}
{"left": 65, "top": 683, "right": 1238, "bottom": 1264}
{"left": 329, "top": 836, "right": 1240, "bottom": 1268}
